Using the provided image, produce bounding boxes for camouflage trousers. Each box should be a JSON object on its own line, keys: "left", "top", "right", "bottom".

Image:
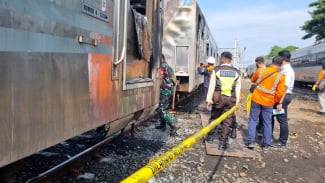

{"left": 157, "top": 90, "right": 175, "bottom": 123}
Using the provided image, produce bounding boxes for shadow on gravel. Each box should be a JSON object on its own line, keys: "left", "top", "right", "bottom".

{"left": 207, "top": 150, "right": 225, "bottom": 182}
{"left": 299, "top": 108, "right": 319, "bottom": 114}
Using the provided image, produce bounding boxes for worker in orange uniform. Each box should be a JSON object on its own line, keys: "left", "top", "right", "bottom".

{"left": 246, "top": 56, "right": 286, "bottom": 149}
{"left": 312, "top": 62, "right": 325, "bottom": 115}
{"left": 254, "top": 56, "right": 266, "bottom": 137}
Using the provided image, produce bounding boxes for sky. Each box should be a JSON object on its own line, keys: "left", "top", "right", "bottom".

{"left": 197, "top": 0, "right": 315, "bottom": 66}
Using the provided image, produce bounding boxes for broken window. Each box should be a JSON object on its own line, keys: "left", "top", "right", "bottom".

{"left": 130, "top": 0, "right": 146, "bottom": 15}
{"left": 131, "top": 8, "right": 151, "bottom": 60}
{"left": 124, "top": 0, "right": 154, "bottom": 88}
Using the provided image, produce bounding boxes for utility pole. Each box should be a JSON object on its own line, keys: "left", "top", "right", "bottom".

{"left": 234, "top": 39, "right": 239, "bottom": 68}
{"left": 219, "top": 39, "right": 243, "bottom": 69}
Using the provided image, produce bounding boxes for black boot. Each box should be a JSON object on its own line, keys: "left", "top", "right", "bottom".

{"left": 218, "top": 140, "right": 228, "bottom": 150}
{"left": 230, "top": 121, "right": 237, "bottom": 139}
{"left": 167, "top": 121, "right": 179, "bottom": 136}
{"left": 230, "top": 127, "right": 237, "bottom": 139}
{"left": 155, "top": 124, "right": 166, "bottom": 131}
{"left": 155, "top": 120, "right": 166, "bottom": 131}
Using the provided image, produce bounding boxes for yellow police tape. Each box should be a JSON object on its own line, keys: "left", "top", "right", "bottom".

{"left": 246, "top": 93, "right": 252, "bottom": 114}
{"left": 120, "top": 103, "right": 240, "bottom": 183}
{"left": 241, "top": 91, "right": 252, "bottom": 115}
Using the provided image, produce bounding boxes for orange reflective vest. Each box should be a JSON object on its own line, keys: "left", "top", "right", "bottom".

{"left": 251, "top": 65, "right": 286, "bottom": 106}
{"left": 317, "top": 70, "right": 324, "bottom": 83}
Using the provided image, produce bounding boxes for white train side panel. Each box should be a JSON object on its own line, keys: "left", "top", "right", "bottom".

{"left": 162, "top": 0, "right": 217, "bottom": 93}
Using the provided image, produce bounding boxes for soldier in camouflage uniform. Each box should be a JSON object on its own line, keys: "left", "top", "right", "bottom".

{"left": 156, "top": 55, "right": 178, "bottom": 136}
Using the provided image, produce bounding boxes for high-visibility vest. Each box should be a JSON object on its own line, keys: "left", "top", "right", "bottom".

{"left": 214, "top": 65, "right": 240, "bottom": 97}
{"left": 256, "top": 68, "right": 283, "bottom": 94}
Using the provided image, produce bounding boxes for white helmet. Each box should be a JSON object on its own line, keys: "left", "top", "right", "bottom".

{"left": 206, "top": 57, "right": 215, "bottom": 65}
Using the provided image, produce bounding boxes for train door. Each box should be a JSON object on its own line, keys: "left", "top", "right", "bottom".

{"left": 175, "top": 46, "right": 190, "bottom": 92}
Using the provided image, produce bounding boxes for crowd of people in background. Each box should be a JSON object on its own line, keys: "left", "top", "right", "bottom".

{"left": 156, "top": 49, "right": 325, "bottom": 151}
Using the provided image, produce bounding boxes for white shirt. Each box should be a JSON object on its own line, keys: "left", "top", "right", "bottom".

{"left": 281, "top": 63, "right": 295, "bottom": 94}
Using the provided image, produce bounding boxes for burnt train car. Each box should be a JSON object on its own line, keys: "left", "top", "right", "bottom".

{"left": 291, "top": 41, "right": 325, "bottom": 84}
{"left": 162, "top": 0, "right": 218, "bottom": 93}
{"left": 0, "top": 0, "right": 163, "bottom": 168}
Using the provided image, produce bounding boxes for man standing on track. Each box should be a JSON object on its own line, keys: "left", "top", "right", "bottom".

{"left": 271, "top": 50, "right": 295, "bottom": 147}
{"left": 247, "top": 56, "right": 286, "bottom": 149}
{"left": 206, "top": 51, "right": 241, "bottom": 150}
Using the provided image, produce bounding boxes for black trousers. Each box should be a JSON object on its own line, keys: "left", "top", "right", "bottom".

{"left": 272, "top": 94, "right": 292, "bottom": 145}
{"left": 209, "top": 96, "right": 236, "bottom": 141}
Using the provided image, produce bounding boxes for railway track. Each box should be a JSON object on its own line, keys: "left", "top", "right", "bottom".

{"left": 293, "top": 84, "right": 318, "bottom": 100}
{"left": 1, "top": 86, "right": 204, "bottom": 183}
{"left": 5, "top": 116, "right": 155, "bottom": 183}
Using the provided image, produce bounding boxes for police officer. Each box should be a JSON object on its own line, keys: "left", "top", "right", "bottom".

{"left": 206, "top": 52, "right": 241, "bottom": 150}
{"left": 156, "top": 55, "right": 178, "bottom": 136}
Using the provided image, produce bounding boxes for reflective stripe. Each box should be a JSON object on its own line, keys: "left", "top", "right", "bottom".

{"left": 256, "top": 85, "right": 275, "bottom": 94}
{"left": 257, "top": 68, "right": 266, "bottom": 83}
{"left": 215, "top": 70, "right": 239, "bottom": 97}
{"left": 271, "top": 73, "right": 282, "bottom": 91}
{"left": 256, "top": 73, "right": 283, "bottom": 94}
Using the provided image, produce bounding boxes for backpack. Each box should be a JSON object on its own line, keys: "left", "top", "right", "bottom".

{"left": 318, "top": 71, "right": 325, "bottom": 92}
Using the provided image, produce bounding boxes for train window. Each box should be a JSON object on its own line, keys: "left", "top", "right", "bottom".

{"left": 206, "top": 43, "right": 209, "bottom": 56}
{"left": 130, "top": 0, "right": 147, "bottom": 15}
{"left": 123, "top": 0, "right": 155, "bottom": 90}
{"left": 321, "top": 52, "right": 325, "bottom": 58}
{"left": 176, "top": 46, "right": 189, "bottom": 73}
{"left": 197, "top": 15, "right": 202, "bottom": 33}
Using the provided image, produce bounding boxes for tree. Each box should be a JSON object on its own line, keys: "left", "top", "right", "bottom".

{"left": 301, "top": 0, "right": 325, "bottom": 41}
{"left": 265, "top": 45, "right": 299, "bottom": 59}
{"left": 285, "top": 45, "right": 299, "bottom": 51}
{"left": 265, "top": 45, "right": 282, "bottom": 59}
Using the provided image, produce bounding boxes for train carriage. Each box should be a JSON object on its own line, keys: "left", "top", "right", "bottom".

{"left": 246, "top": 41, "right": 325, "bottom": 85}
{"left": 0, "top": 0, "right": 162, "bottom": 168}
{"left": 291, "top": 41, "right": 325, "bottom": 84}
{"left": 162, "top": 0, "right": 218, "bottom": 93}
